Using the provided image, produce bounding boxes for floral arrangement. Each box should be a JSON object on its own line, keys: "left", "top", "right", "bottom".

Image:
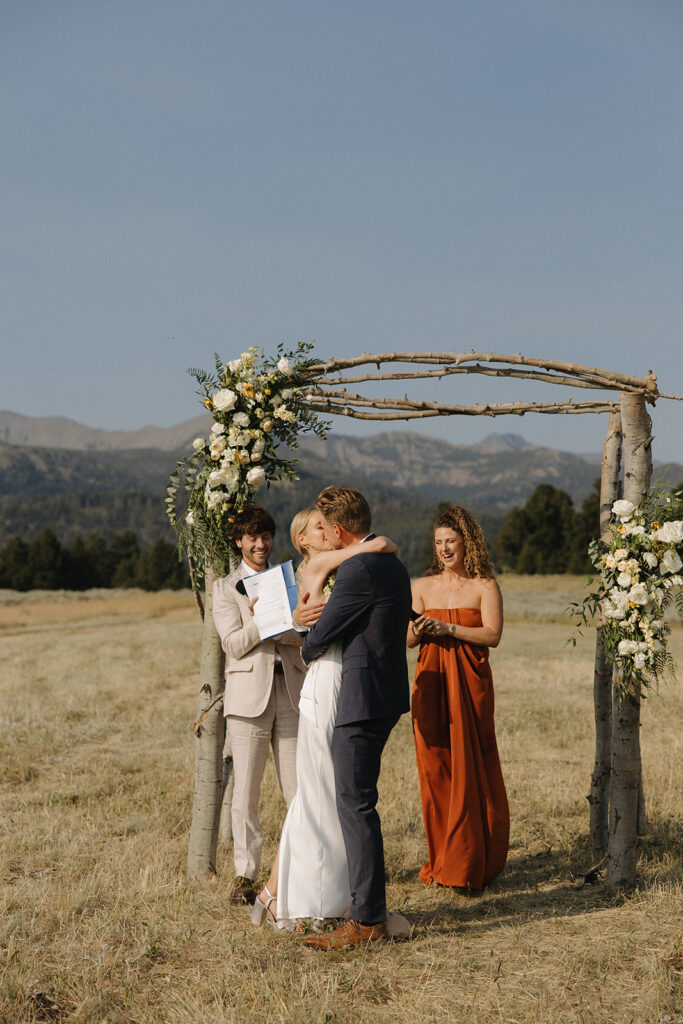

{"left": 166, "top": 343, "right": 327, "bottom": 580}
{"left": 569, "top": 486, "right": 683, "bottom": 699}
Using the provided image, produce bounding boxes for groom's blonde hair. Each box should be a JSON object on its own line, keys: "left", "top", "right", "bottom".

{"left": 316, "top": 487, "right": 371, "bottom": 535}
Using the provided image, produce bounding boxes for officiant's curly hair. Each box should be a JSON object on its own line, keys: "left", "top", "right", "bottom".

{"left": 232, "top": 505, "right": 276, "bottom": 542}
{"left": 425, "top": 504, "right": 496, "bottom": 579}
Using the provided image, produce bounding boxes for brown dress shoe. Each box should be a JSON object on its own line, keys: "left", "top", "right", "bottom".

{"left": 229, "top": 875, "right": 256, "bottom": 906}
{"left": 304, "top": 919, "right": 387, "bottom": 950}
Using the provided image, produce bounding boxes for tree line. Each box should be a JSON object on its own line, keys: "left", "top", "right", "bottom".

{"left": 4, "top": 478, "right": 674, "bottom": 591}
{"left": 0, "top": 530, "right": 189, "bottom": 591}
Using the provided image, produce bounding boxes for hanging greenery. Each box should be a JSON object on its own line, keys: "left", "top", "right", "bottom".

{"left": 569, "top": 486, "right": 683, "bottom": 699}
{"left": 166, "top": 342, "right": 328, "bottom": 581}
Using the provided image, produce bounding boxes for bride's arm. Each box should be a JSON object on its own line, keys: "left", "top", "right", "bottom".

{"left": 301, "top": 536, "right": 398, "bottom": 599}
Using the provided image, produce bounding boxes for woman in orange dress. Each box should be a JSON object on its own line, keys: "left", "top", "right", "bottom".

{"left": 407, "top": 504, "right": 509, "bottom": 891}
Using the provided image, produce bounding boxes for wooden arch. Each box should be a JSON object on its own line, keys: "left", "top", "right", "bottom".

{"left": 188, "top": 351, "right": 681, "bottom": 889}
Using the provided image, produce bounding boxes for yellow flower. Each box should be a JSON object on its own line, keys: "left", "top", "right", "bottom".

{"left": 204, "top": 398, "right": 214, "bottom": 410}
{"left": 264, "top": 388, "right": 272, "bottom": 396}
{"left": 228, "top": 516, "right": 235, "bottom": 523}
{"left": 243, "top": 383, "right": 254, "bottom": 398}
{"left": 617, "top": 524, "right": 626, "bottom": 534}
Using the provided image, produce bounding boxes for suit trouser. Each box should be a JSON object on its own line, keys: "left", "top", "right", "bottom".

{"left": 226, "top": 673, "right": 299, "bottom": 879}
{"left": 332, "top": 715, "right": 399, "bottom": 924}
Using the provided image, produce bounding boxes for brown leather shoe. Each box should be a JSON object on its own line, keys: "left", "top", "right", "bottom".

{"left": 229, "top": 875, "right": 256, "bottom": 906}
{"left": 304, "top": 919, "right": 387, "bottom": 950}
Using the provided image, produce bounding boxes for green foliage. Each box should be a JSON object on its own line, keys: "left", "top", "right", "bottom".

{"left": 167, "top": 343, "right": 329, "bottom": 585}
{"left": 568, "top": 484, "right": 683, "bottom": 700}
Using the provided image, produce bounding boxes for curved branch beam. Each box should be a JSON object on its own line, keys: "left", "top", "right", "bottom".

{"left": 305, "top": 396, "right": 618, "bottom": 420}
{"left": 305, "top": 351, "right": 660, "bottom": 395}
{"left": 309, "top": 364, "right": 643, "bottom": 394}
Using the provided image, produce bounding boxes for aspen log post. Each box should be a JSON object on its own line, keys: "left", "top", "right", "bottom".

{"left": 186, "top": 566, "right": 226, "bottom": 879}
{"left": 606, "top": 393, "right": 653, "bottom": 888}
{"left": 589, "top": 409, "right": 622, "bottom": 860}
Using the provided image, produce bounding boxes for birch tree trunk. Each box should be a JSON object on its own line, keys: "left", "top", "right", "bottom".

{"left": 606, "top": 393, "right": 653, "bottom": 888}
{"left": 186, "top": 567, "right": 226, "bottom": 879}
{"left": 589, "top": 410, "right": 622, "bottom": 860}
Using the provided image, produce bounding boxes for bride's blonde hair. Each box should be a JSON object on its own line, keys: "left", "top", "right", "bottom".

{"left": 290, "top": 506, "right": 318, "bottom": 576}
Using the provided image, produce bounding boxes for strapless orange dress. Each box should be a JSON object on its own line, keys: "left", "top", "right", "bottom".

{"left": 411, "top": 608, "right": 509, "bottom": 889}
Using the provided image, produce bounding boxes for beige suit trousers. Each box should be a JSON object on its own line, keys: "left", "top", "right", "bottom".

{"left": 227, "top": 672, "right": 299, "bottom": 880}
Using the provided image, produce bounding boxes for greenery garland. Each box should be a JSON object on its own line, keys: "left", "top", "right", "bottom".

{"left": 166, "top": 342, "right": 327, "bottom": 581}
{"left": 569, "top": 486, "right": 683, "bottom": 699}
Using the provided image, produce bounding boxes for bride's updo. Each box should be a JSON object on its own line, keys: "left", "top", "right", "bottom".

{"left": 426, "top": 504, "right": 496, "bottom": 579}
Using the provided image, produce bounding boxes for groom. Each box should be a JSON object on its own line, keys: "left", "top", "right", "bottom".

{"left": 298, "top": 486, "right": 412, "bottom": 949}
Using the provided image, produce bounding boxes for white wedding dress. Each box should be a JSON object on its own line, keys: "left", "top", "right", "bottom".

{"left": 276, "top": 642, "right": 352, "bottom": 922}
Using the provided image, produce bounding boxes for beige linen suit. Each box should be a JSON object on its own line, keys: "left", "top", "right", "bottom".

{"left": 213, "top": 564, "right": 305, "bottom": 880}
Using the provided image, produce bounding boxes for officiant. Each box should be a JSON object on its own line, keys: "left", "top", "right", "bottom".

{"left": 212, "top": 504, "right": 306, "bottom": 907}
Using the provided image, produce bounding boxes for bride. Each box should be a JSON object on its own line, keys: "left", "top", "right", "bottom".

{"left": 251, "top": 506, "right": 396, "bottom": 930}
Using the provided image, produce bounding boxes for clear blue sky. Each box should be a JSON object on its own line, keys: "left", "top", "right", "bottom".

{"left": 2, "top": 0, "right": 682, "bottom": 460}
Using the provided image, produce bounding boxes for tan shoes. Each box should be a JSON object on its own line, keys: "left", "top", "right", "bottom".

{"left": 229, "top": 875, "right": 256, "bottom": 906}
{"left": 304, "top": 919, "right": 387, "bottom": 950}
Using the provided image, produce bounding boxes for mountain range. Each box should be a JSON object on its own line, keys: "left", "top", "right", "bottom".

{"left": 1, "top": 410, "right": 680, "bottom": 572}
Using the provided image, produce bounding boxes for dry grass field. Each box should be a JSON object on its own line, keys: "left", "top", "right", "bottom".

{"left": 1, "top": 578, "right": 681, "bottom": 1024}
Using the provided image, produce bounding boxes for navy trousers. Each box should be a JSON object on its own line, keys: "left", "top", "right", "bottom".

{"left": 331, "top": 715, "right": 399, "bottom": 924}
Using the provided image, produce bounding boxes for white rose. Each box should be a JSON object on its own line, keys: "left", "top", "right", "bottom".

{"left": 617, "top": 639, "right": 638, "bottom": 656}
{"left": 671, "top": 575, "right": 683, "bottom": 586}
{"left": 617, "top": 571, "right": 632, "bottom": 588}
{"left": 625, "top": 525, "right": 646, "bottom": 537}
{"left": 262, "top": 419, "right": 274, "bottom": 433}
{"left": 271, "top": 394, "right": 283, "bottom": 408}
{"left": 643, "top": 552, "right": 658, "bottom": 568}
{"left": 228, "top": 358, "right": 242, "bottom": 371}
{"left": 241, "top": 351, "right": 251, "bottom": 361}
{"left": 211, "top": 422, "right": 225, "bottom": 435}
{"left": 192, "top": 437, "right": 205, "bottom": 450}
{"left": 656, "top": 521, "right": 683, "bottom": 544}
{"left": 660, "top": 549, "right": 683, "bottom": 575}
{"left": 627, "top": 583, "right": 648, "bottom": 605}
{"left": 237, "top": 450, "right": 250, "bottom": 465}
{"left": 277, "top": 356, "right": 292, "bottom": 375}
{"left": 212, "top": 388, "right": 237, "bottom": 412}
{"left": 233, "top": 411, "right": 250, "bottom": 428}
{"left": 254, "top": 407, "right": 265, "bottom": 419}
{"left": 633, "top": 653, "right": 647, "bottom": 670}
{"left": 613, "top": 549, "right": 628, "bottom": 561}
{"left": 246, "top": 466, "right": 266, "bottom": 489}
{"left": 612, "top": 499, "right": 635, "bottom": 518}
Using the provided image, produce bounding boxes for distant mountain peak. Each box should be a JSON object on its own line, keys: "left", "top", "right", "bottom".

{"left": 476, "top": 433, "right": 530, "bottom": 453}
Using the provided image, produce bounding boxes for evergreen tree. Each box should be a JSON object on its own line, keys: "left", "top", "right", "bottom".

{"left": 111, "top": 531, "right": 141, "bottom": 588}
{"left": 496, "top": 485, "right": 577, "bottom": 574}
{"left": 134, "top": 539, "right": 189, "bottom": 591}
{"left": 27, "top": 530, "right": 66, "bottom": 589}
{"left": 0, "top": 537, "right": 32, "bottom": 590}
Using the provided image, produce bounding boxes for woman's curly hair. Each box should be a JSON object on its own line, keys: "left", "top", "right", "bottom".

{"left": 425, "top": 504, "right": 496, "bottom": 579}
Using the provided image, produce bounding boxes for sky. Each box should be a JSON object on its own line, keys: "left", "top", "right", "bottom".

{"left": 2, "top": 0, "right": 682, "bottom": 460}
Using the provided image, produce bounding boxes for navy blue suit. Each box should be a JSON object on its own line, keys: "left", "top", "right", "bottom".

{"left": 302, "top": 548, "right": 412, "bottom": 923}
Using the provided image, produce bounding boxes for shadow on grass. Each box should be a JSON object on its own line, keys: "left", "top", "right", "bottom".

{"left": 402, "top": 814, "right": 683, "bottom": 937}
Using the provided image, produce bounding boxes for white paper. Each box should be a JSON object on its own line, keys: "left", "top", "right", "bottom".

{"left": 242, "top": 561, "right": 299, "bottom": 641}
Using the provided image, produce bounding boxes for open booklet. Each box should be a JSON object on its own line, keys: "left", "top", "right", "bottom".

{"left": 242, "top": 560, "right": 300, "bottom": 641}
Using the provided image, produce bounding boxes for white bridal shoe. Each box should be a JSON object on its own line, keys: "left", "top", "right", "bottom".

{"left": 250, "top": 885, "right": 296, "bottom": 932}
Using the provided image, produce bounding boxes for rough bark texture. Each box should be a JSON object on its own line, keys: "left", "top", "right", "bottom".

{"left": 589, "top": 410, "right": 622, "bottom": 860}
{"left": 606, "top": 393, "right": 653, "bottom": 888}
{"left": 606, "top": 680, "right": 642, "bottom": 888}
{"left": 186, "top": 567, "right": 226, "bottom": 879}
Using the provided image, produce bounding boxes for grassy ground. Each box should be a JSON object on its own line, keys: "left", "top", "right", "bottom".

{"left": 0, "top": 578, "right": 681, "bottom": 1024}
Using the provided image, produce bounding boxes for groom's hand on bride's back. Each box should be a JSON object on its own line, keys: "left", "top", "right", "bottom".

{"left": 292, "top": 592, "right": 326, "bottom": 629}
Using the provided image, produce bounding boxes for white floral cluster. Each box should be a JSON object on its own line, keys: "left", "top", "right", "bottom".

{"left": 188, "top": 348, "right": 300, "bottom": 520}
{"left": 596, "top": 498, "right": 683, "bottom": 680}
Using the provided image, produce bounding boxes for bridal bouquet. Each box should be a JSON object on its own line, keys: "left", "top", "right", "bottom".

{"left": 569, "top": 487, "right": 683, "bottom": 699}
{"left": 166, "top": 343, "right": 327, "bottom": 578}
